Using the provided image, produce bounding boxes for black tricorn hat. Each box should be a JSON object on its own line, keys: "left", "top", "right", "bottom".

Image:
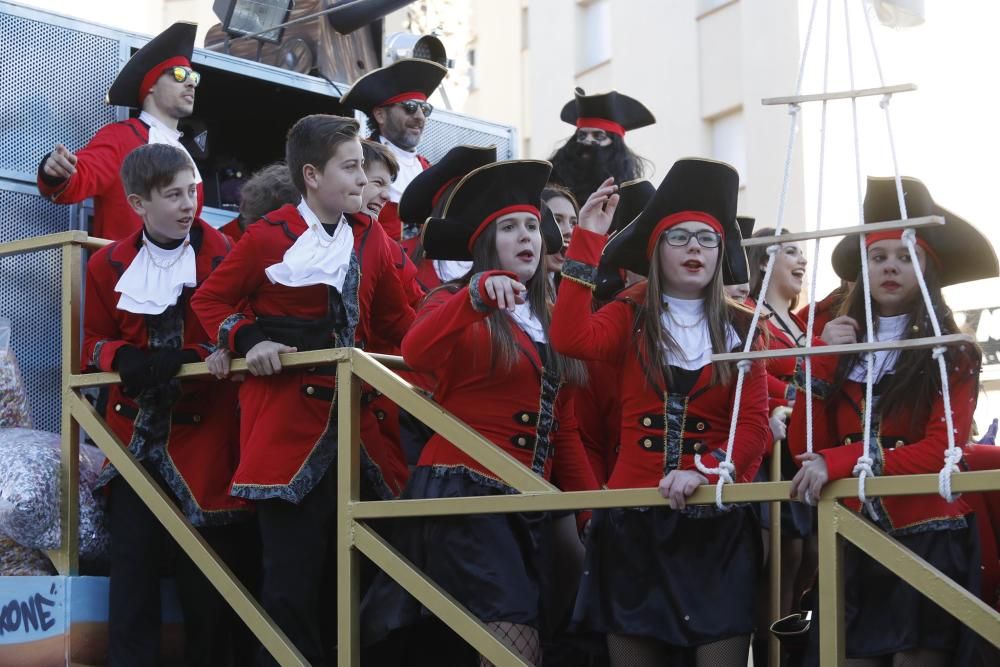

{"left": 398, "top": 145, "right": 498, "bottom": 226}
{"left": 339, "top": 58, "right": 448, "bottom": 116}
{"left": 595, "top": 180, "right": 656, "bottom": 299}
{"left": 422, "top": 160, "right": 552, "bottom": 261}
{"left": 832, "top": 176, "right": 998, "bottom": 286}
{"left": 603, "top": 158, "right": 740, "bottom": 279}
{"left": 726, "top": 216, "right": 756, "bottom": 286}
{"left": 560, "top": 88, "right": 655, "bottom": 136}
{"left": 107, "top": 22, "right": 197, "bottom": 108}
{"left": 539, "top": 206, "right": 566, "bottom": 255}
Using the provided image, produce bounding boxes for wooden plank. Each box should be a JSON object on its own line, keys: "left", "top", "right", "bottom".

{"left": 337, "top": 367, "right": 362, "bottom": 667}
{"left": 0, "top": 231, "right": 88, "bottom": 257}
{"left": 818, "top": 501, "right": 846, "bottom": 666}
{"left": 762, "top": 82, "right": 916, "bottom": 106}
{"left": 741, "top": 215, "right": 943, "bottom": 247}
{"left": 712, "top": 333, "right": 974, "bottom": 363}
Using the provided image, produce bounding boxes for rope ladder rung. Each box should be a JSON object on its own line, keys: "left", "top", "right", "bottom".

{"left": 762, "top": 82, "right": 916, "bottom": 106}
{"left": 712, "top": 333, "right": 974, "bottom": 363}
{"left": 741, "top": 214, "right": 943, "bottom": 247}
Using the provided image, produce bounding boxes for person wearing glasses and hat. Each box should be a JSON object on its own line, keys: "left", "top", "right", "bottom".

{"left": 548, "top": 88, "right": 654, "bottom": 209}
{"left": 339, "top": 58, "right": 447, "bottom": 243}
{"left": 362, "top": 159, "right": 598, "bottom": 666}
{"left": 788, "top": 176, "right": 999, "bottom": 666}
{"left": 551, "top": 160, "right": 769, "bottom": 666}
{"left": 37, "top": 22, "right": 205, "bottom": 242}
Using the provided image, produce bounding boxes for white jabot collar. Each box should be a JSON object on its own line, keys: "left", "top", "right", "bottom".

{"left": 139, "top": 111, "right": 202, "bottom": 184}
{"left": 380, "top": 136, "right": 424, "bottom": 202}
{"left": 115, "top": 232, "right": 196, "bottom": 315}
{"left": 264, "top": 200, "right": 353, "bottom": 291}
{"left": 848, "top": 314, "right": 909, "bottom": 384}
{"left": 659, "top": 294, "right": 741, "bottom": 370}
{"left": 509, "top": 299, "right": 546, "bottom": 344}
{"left": 433, "top": 259, "right": 473, "bottom": 283}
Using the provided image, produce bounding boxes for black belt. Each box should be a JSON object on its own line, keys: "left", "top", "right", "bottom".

{"left": 111, "top": 402, "right": 202, "bottom": 425}
{"left": 257, "top": 316, "right": 339, "bottom": 352}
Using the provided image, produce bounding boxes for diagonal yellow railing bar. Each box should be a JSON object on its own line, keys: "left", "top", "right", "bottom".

{"left": 835, "top": 505, "right": 1000, "bottom": 648}
{"left": 353, "top": 522, "right": 532, "bottom": 667}
{"left": 338, "top": 362, "right": 363, "bottom": 667}
{"left": 350, "top": 350, "right": 557, "bottom": 494}
{"left": 712, "top": 333, "right": 973, "bottom": 363}
{"left": 818, "top": 500, "right": 846, "bottom": 667}
{"left": 740, "top": 214, "right": 943, "bottom": 247}
{"left": 67, "top": 391, "right": 308, "bottom": 666}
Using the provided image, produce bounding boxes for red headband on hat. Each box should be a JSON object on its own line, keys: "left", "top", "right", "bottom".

{"left": 646, "top": 210, "right": 724, "bottom": 259}
{"left": 431, "top": 176, "right": 461, "bottom": 209}
{"left": 139, "top": 56, "right": 191, "bottom": 105}
{"left": 467, "top": 204, "right": 541, "bottom": 252}
{"left": 380, "top": 91, "right": 428, "bottom": 107}
{"left": 864, "top": 229, "right": 940, "bottom": 267}
{"left": 576, "top": 117, "right": 626, "bottom": 137}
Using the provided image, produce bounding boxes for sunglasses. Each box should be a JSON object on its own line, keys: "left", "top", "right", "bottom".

{"left": 394, "top": 100, "right": 433, "bottom": 117}
{"left": 168, "top": 66, "right": 201, "bottom": 87}
{"left": 663, "top": 228, "right": 722, "bottom": 248}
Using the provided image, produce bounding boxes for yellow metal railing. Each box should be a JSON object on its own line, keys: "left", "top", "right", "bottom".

{"left": 2, "top": 232, "right": 1000, "bottom": 666}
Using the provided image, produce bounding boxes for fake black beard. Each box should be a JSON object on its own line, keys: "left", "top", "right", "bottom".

{"left": 550, "top": 142, "right": 619, "bottom": 205}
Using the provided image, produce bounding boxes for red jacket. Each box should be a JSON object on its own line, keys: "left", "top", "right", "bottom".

{"left": 794, "top": 286, "right": 847, "bottom": 337}
{"left": 190, "top": 204, "right": 415, "bottom": 502}
{"left": 400, "top": 272, "right": 598, "bottom": 495}
{"left": 37, "top": 118, "right": 204, "bottom": 242}
{"left": 576, "top": 358, "right": 622, "bottom": 487}
{"left": 960, "top": 444, "right": 1000, "bottom": 610}
{"left": 788, "top": 347, "right": 976, "bottom": 533}
{"left": 550, "top": 228, "right": 770, "bottom": 490}
{"left": 375, "top": 153, "right": 431, "bottom": 242}
{"left": 82, "top": 220, "right": 245, "bottom": 524}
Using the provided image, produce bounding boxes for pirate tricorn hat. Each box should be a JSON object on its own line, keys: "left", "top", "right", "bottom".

{"left": 398, "top": 145, "right": 498, "bottom": 226}
{"left": 831, "top": 176, "right": 998, "bottom": 286}
{"left": 603, "top": 158, "right": 742, "bottom": 282}
{"left": 594, "top": 179, "right": 656, "bottom": 299}
{"left": 107, "top": 22, "right": 197, "bottom": 108}
{"left": 560, "top": 88, "right": 656, "bottom": 137}
{"left": 339, "top": 58, "right": 447, "bottom": 117}
{"left": 422, "top": 160, "right": 552, "bottom": 261}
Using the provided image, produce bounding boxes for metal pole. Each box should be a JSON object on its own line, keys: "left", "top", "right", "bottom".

{"left": 817, "top": 500, "right": 845, "bottom": 666}
{"left": 337, "top": 353, "right": 362, "bottom": 667}
{"left": 768, "top": 438, "right": 783, "bottom": 667}
{"left": 54, "top": 243, "right": 81, "bottom": 575}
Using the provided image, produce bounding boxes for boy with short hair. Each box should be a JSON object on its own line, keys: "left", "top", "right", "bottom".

{"left": 83, "top": 142, "right": 246, "bottom": 665}
{"left": 191, "top": 114, "right": 415, "bottom": 665}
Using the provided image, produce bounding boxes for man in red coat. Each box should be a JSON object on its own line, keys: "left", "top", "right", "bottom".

{"left": 191, "top": 115, "right": 415, "bottom": 666}
{"left": 37, "top": 22, "right": 205, "bottom": 241}
{"left": 84, "top": 143, "right": 246, "bottom": 665}
{"left": 339, "top": 58, "right": 447, "bottom": 242}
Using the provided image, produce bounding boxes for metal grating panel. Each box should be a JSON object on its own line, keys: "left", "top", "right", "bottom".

{"left": 0, "top": 11, "right": 120, "bottom": 179}
{"left": 419, "top": 112, "right": 515, "bottom": 164}
{"left": 0, "top": 188, "right": 71, "bottom": 433}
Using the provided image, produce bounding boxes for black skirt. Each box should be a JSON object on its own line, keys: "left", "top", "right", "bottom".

{"left": 802, "top": 521, "right": 981, "bottom": 664}
{"left": 572, "top": 504, "right": 761, "bottom": 647}
{"left": 361, "top": 465, "right": 554, "bottom": 646}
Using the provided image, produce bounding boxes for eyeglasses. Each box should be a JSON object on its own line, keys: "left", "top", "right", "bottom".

{"left": 167, "top": 66, "right": 201, "bottom": 87}
{"left": 575, "top": 129, "right": 610, "bottom": 144}
{"left": 394, "top": 100, "right": 433, "bottom": 117}
{"left": 663, "top": 228, "right": 722, "bottom": 248}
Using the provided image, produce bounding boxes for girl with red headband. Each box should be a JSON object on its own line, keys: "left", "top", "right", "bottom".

{"left": 362, "top": 159, "right": 598, "bottom": 666}
{"left": 551, "top": 159, "right": 770, "bottom": 667}
{"left": 789, "top": 176, "right": 999, "bottom": 665}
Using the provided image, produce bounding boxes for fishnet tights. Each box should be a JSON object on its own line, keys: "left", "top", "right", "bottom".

{"left": 479, "top": 622, "right": 541, "bottom": 666}
{"left": 606, "top": 633, "right": 750, "bottom": 667}
{"left": 846, "top": 649, "right": 952, "bottom": 667}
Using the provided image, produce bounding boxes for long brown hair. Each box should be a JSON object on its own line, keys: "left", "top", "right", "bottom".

{"left": 446, "top": 221, "right": 588, "bottom": 385}
{"left": 746, "top": 227, "right": 800, "bottom": 310}
{"left": 835, "top": 261, "right": 981, "bottom": 427}
{"left": 634, "top": 236, "right": 752, "bottom": 390}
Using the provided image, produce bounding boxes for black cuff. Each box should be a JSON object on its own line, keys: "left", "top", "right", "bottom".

{"left": 233, "top": 323, "right": 268, "bottom": 357}
{"left": 561, "top": 259, "right": 598, "bottom": 289}
{"left": 180, "top": 349, "right": 201, "bottom": 365}
{"left": 37, "top": 153, "right": 67, "bottom": 188}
